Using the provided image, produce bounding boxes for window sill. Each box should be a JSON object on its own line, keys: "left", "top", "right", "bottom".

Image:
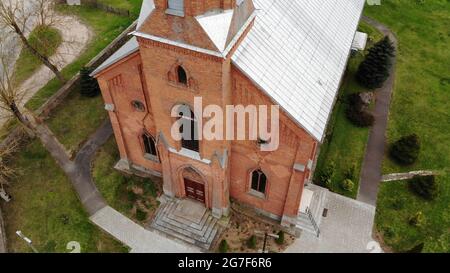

{"left": 248, "top": 189, "right": 266, "bottom": 200}
{"left": 165, "top": 9, "right": 184, "bottom": 17}
{"left": 144, "top": 153, "right": 160, "bottom": 163}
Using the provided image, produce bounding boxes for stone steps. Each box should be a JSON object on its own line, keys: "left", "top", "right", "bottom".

{"left": 296, "top": 184, "right": 328, "bottom": 236}
{"left": 149, "top": 198, "right": 221, "bottom": 250}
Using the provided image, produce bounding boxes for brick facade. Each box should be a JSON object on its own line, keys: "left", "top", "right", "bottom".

{"left": 95, "top": 0, "right": 318, "bottom": 226}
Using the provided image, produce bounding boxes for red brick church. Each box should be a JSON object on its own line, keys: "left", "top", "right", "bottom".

{"left": 92, "top": 0, "right": 365, "bottom": 232}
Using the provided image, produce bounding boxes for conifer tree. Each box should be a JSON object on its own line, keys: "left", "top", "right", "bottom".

{"left": 356, "top": 36, "right": 396, "bottom": 89}
{"left": 80, "top": 67, "right": 100, "bottom": 97}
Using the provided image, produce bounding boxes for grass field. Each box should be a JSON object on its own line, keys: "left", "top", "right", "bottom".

{"left": 313, "top": 21, "right": 383, "bottom": 198}
{"left": 13, "top": 25, "right": 62, "bottom": 85}
{"left": 364, "top": 1, "right": 450, "bottom": 253}
{"left": 1, "top": 141, "right": 128, "bottom": 253}
{"left": 46, "top": 87, "right": 107, "bottom": 154}
{"left": 93, "top": 137, "right": 162, "bottom": 223}
{"left": 97, "top": 0, "right": 143, "bottom": 16}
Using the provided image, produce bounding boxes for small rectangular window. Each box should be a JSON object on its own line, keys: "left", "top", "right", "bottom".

{"left": 167, "top": 0, "right": 184, "bottom": 16}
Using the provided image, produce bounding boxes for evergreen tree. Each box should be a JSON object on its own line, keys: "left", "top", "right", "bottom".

{"left": 356, "top": 36, "right": 396, "bottom": 89}
{"left": 80, "top": 67, "right": 100, "bottom": 97}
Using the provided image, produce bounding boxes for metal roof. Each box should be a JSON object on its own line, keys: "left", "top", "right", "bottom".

{"left": 232, "top": 0, "right": 365, "bottom": 141}
{"left": 93, "top": 0, "right": 365, "bottom": 141}
{"left": 91, "top": 37, "right": 139, "bottom": 77}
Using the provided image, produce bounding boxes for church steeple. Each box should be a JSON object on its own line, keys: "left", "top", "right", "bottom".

{"left": 136, "top": 0, "right": 255, "bottom": 55}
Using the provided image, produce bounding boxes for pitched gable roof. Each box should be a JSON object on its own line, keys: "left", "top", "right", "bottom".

{"left": 232, "top": 0, "right": 365, "bottom": 141}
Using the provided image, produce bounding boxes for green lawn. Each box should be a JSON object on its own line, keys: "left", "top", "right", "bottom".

{"left": 375, "top": 172, "right": 450, "bottom": 253}
{"left": 1, "top": 140, "right": 128, "bottom": 253}
{"left": 313, "top": 21, "right": 383, "bottom": 198}
{"left": 97, "top": 0, "right": 143, "bottom": 16}
{"left": 364, "top": 1, "right": 450, "bottom": 252}
{"left": 364, "top": 1, "right": 450, "bottom": 174}
{"left": 46, "top": 87, "right": 107, "bottom": 154}
{"left": 14, "top": 25, "right": 62, "bottom": 85}
{"left": 93, "top": 137, "right": 162, "bottom": 223}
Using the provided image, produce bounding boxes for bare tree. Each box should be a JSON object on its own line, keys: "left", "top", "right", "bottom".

{"left": 0, "top": 139, "right": 20, "bottom": 190}
{"left": 0, "top": 0, "right": 66, "bottom": 84}
{"left": 0, "top": 40, "right": 32, "bottom": 129}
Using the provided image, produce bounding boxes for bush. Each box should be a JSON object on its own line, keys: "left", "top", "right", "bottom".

{"left": 356, "top": 36, "right": 396, "bottom": 89}
{"left": 409, "top": 211, "right": 425, "bottom": 227}
{"left": 346, "top": 107, "right": 375, "bottom": 127}
{"left": 80, "top": 67, "right": 100, "bottom": 97}
{"left": 391, "top": 197, "right": 405, "bottom": 210}
{"left": 275, "top": 231, "right": 285, "bottom": 245}
{"left": 318, "top": 161, "right": 335, "bottom": 187}
{"left": 136, "top": 208, "right": 147, "bottom": 221}
{"left": 345, "top": 93, "right": 375, "bottom": 127}
{"left": 389, "top": 134, "right": 421, "bottom": 165}
{"left": 247, "top": 235, "right": 257, "bottom": 249}
{"left": 219, "top": 240, "right": 229, "bottom": 253}
{"left": 344, "top": 164, "right": 356, "bottom": 180}
{"left": 408, "top": 175, "right": 439, "bottom": 200}
{"left": 127, "top": 190, "right": 138, "bottom": 202}
{"left": 340, "top": 179, "right": 355, "bottom": 192}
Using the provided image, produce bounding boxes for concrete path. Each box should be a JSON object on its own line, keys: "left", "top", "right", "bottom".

{"left": 357, "top": 16, "right": 398, "bottom": 206}
{"left": 91, "top": 206, "right": 200, "bottom": 253}
{"left": 286, "top": 192, "right": 379, "bottom": 253}
{"left": 32, "top": 118, "right": 199, "bottom": 252}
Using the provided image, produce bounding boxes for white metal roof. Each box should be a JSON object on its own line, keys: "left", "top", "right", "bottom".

{"left": 91, "top": 37, "right": 139, "bottom": 76}
{"left": 232, "top": 0, "right": 365, "bottom": 141}
{"left": 196, "top": 10, "right": 234, "bottom": 52}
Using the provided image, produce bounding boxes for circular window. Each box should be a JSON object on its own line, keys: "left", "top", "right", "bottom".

{"left": 131, "top": 100, "right": 145, "bottom": 112}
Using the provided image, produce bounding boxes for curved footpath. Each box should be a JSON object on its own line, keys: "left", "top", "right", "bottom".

{"left": 33, "top": 119, "right": 199, "bottom": 253}
{"left": 357, "top": 16, "right": 398, "bottom": 206}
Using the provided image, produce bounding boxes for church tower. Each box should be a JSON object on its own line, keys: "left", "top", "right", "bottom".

{"left": 133, "top": 0, "right": 256, "bottom": 218}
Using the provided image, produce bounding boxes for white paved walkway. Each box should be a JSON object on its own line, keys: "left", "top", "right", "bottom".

{"left": 286, "top": 192, "right": 380, "bottom": 253}
{"left": 90, "top": 206, "right": 201, "bottom": 253}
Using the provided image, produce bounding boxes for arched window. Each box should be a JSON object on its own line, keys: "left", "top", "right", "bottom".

{"left": 251, "top": 169, "right": 267, "bottom": 194}
{"left": 177, "top": 105, "right": 199, "bottom": 152}
{"left": 177, "top": 66, "right": 187, "bottom": 85}
{"left": 143, "top": 133, "right": 157, "bottom": 157}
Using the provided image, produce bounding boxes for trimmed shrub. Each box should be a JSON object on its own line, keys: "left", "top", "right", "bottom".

{"left": 340, "top": 179, "right": 355, "bottom": 192}
{"left": 409, "top": 211, "right": 425, "bottom": 227}
{"left": 136, "top": 208, "right": 147, "bottom": 221}
{"left": 356, "top": 36, "right": 396, "bottom": 89}
{"left": 345, "top": 93, "right": 375, "bottom": 127}
{"left": 247, "top": 235, "right": 257, "bottom": 249}
{"left": 346, "top": 107, "right": 375, "bottom": 127}
{"left": 275, "top": 231, "right": 285, "bottom": 245}
{"left": 408, "top": 175, "right": 439, "bottom": 200}
{"left": 80, "top": 67, "right": 100, "bottom": 97}
{"left": 389, "top": 134, "right": 421, "bottom": 165}
{"left": 219, "top": 240, "right": 229, "bottom": 253}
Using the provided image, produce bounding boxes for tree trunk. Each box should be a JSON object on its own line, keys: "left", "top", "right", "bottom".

{"left": 12, "top": 23, "right": 66, "bottom": 84}
{"left": 9, "top": 101, "right": 35, "bottom": 138}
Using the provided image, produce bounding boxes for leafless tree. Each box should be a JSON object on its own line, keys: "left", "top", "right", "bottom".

{"left": 0, "top": 139, "right": 20, "bottom": 190}
{"left": 0, "top": 0, "right": 66, "bottom": 84}
{"left": 0, "top": 40, "right": 32, "bottom": 129}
